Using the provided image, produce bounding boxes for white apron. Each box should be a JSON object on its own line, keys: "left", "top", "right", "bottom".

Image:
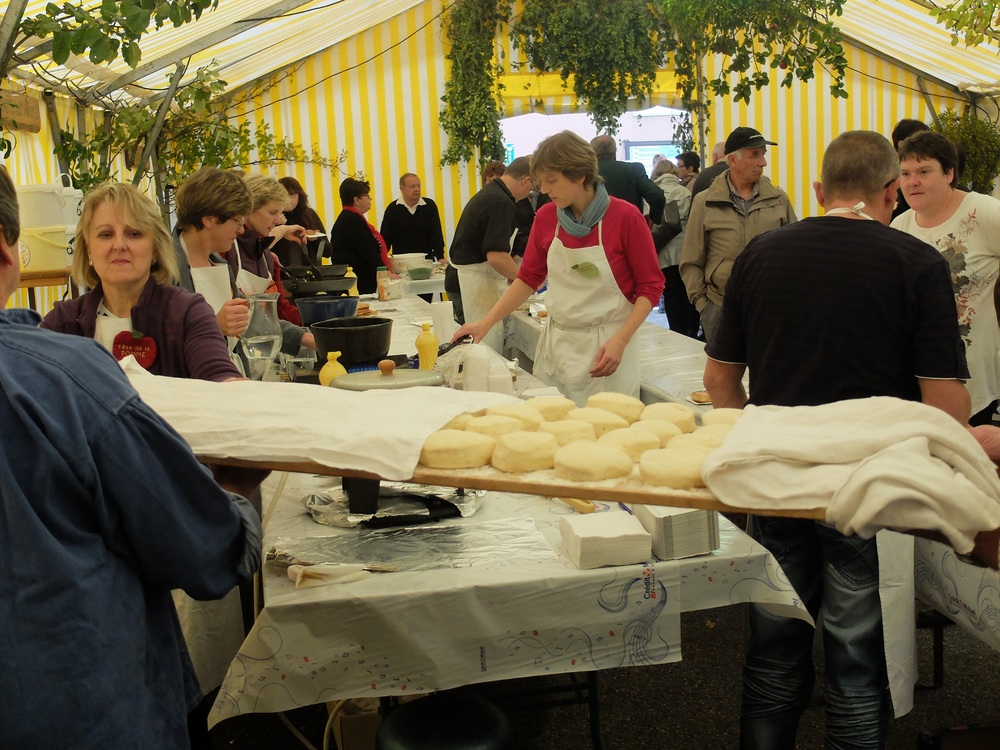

{"left": 534, "top": 221, "right": 640, "bottom": 406}
{"left": 94, "top": 307, "right": 132, "bottom": 354}
{"left": 233, "top": 241, "right": 272, "bottom": 296}
{"left": 458, "top": 230, "right": 518, "bottom": 354}
{"left": 190, "top": 263, "right": 240, "bottom": 353}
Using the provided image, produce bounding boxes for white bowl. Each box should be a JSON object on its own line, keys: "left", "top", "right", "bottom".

{"left": 388, "top": 253, "right": 429, "bottom": 275}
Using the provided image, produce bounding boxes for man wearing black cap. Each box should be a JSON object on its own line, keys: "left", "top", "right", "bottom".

{"left": 680, "top": 126, "right": 796, "bottom": 342}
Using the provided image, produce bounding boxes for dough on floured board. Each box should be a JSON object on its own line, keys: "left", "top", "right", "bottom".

{"left": 554, "top": 441, "right": 633, "bottom": 481}
{"left": 486, "top": 403, "right": 544, "bottom": 431}
{"left": 640, "top": 402, "right": 696, "bottom": 433}
{"left": 420, "top": 429, "right": 495, "bottom": 469}
{"left": 639, "top": 448, "right": 707, "bottom": 488}
{"left": 491, "top": 431, "right": 559, "bottom": 473}
{"left": 566, "top": 407, "right": 629, "bottom": 437}
{"left": 629, "top": 419, "right": 683, "bottom": 447}
{"left": 524, "top": 395, "right": 577, "bottom": 421}
{"left": 465, "top": 414, "right": 524, "bottom": 439}
{"left": 597, "top": 427, "right": 660, "bottom": 462}
{"left": 586, "top": 392, "right": 645, "bottom": 423}
{"left": 538, "top": 419, "right": 597, "bottom": 446}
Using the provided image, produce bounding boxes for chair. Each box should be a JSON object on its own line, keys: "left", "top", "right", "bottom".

{"left": 375, "top": 694, "right": 513, "bottom": 750}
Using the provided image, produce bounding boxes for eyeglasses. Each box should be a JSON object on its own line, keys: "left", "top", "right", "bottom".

{"left": 229, "top": 216, "right": 246, "bottom": 228}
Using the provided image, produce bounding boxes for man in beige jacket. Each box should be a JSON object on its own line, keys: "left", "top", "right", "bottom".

{"left": 680, "top": 127, "right": 796, "bottom": 342}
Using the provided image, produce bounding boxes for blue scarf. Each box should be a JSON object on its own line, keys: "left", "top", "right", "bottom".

{"left": 556, "top": 183, "right": 610, "bottom": 238}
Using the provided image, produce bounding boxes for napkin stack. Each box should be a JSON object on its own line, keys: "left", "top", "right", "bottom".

{"left": 632, "top": 505, "right": 720, "bottom": 560}
{"left": 559, "top": 512, "right": 652, "bottom": 570}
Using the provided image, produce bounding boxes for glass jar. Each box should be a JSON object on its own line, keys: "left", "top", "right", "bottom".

{"left": 242, "top": 292, "right": 282, "bottom": 379}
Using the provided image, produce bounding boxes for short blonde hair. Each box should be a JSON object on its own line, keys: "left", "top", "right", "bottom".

{"left": 73, "top": 183, "right": 178, "bottom": 288}
{"left": 651, "top": 159, "right": 678, "bottom": 179}
{"left": 530, "top": 131, "right": 599, "bottom": 189}
{"left": 242, "top": 173, "right": 290, "bottom": 211}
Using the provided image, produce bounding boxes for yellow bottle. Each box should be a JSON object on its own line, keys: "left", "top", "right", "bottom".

{"left": 344, "top": 266, "right": 359, "bottom": 297}
{"left": 415, "top": 322, "right": 439, "bottom": 370}
{"left": 319, "top": 351, "right": 348, "bottom": 386}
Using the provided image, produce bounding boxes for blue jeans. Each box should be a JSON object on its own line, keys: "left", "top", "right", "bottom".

{"left": 741, "top": 517, "right": 890, "bottom": 750}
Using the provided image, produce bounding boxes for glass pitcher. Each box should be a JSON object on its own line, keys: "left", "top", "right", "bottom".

{"left": 242, "top": 293, "right": 282, "bottom": 379}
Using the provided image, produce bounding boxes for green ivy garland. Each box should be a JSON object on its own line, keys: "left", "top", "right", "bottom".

{"left": 510, "top": 0, "right": 667, "bottom": 134}
{"left": 439, "top": 0, "right": 511, "bottom": 166}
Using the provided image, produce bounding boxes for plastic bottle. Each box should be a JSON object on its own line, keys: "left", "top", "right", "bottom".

{"left": 319, "top": 351, "right": 348, "bottom": 386}
{"left": 344, "top": 266, "right": 359, "bottom": 297}
{"left": 415, "top": 322, "right": 439, "bottom": 370}
{"left": 376, "top": 266, "right": 390, "bottom": 301}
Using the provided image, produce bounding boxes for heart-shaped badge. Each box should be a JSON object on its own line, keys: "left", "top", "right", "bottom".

{"left": 112, "top": 328, "right": 157, "bottom": 368}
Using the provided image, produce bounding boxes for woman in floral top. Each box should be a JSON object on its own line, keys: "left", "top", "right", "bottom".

{"left": 892, "top": 131, "right": 1000, "bottom": 425}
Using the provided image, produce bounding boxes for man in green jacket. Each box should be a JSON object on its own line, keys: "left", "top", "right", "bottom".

{"left": 680, "top": 127, "right": 797, "bottom": 343}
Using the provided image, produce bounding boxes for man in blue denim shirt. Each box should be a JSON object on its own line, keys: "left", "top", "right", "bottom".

{"left": 703, "top": 132, "right": 971, "bottom": 749}
{"left": 0, "top": 164, "right": 265, "bottom": 749}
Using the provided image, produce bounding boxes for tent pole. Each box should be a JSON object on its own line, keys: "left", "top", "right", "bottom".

{"left": 132, "top": 60, "right": 188, "bottom": 188}
{"left": 0, "top": 0, "right": 28, "bottom": 79}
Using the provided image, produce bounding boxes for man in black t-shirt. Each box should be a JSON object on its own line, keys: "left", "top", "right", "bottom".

{"left": 450, "top": 156, "right": 534, "bottom": 353}
{"left": 703, "top": 131, "right": 970, "bottom": 749}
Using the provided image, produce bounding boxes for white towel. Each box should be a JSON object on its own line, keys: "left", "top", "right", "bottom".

{"left": 701, "top": 397, "right": 1000, "bottom": 554}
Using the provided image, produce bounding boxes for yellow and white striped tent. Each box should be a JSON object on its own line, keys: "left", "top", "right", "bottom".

{"left": 4, "top": 0, "right": 1000, "bottom": 298}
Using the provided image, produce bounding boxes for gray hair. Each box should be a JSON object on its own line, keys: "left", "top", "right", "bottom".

{"left": 590, "top": 135, "right": 617, "bottom": 159}
{"left": 820, "top": 131, "right": 900, "bottom": 202}
{"left": 504, "top": 156, "right": 532, "bottom": 180}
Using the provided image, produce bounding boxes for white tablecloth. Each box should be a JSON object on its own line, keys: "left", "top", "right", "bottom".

{"left": 208, "top": 472, "right": 809, "bottom": 726}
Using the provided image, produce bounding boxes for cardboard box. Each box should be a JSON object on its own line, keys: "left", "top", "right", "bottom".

{"left": 329, "top": 701, "right": 381, "bottom": 750}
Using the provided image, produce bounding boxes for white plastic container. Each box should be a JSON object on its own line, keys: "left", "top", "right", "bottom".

{"left": 17, "top": 182, "right": 83, "bottom": 231}
{"left": 19, "top": 225, "right": 74, "bottom": 270}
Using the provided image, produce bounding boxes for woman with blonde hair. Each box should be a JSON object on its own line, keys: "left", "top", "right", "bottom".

{"left": 43, "top": 182, "right": 241, "bottom": 381}
{"left": 227, "top": 173, "right": 309, "bottom": 324}
{"left": 455, "top": 131, "right": 663, "bottom": 404}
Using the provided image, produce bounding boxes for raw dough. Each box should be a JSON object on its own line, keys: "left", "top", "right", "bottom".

{"left": 486, "top": 403, "right": 544, "bottom": 431}
{"left": 629, "top": 419, "right": 683, "bottom": 447}
{"left": 419, "top": 429, "right": 495, "bottom": 469}
{"left": 666, "top": 433, "right": 717, "bottom": 453}
{"left": 524, "top": 395, "right": 577, "bottom": 421}
{"left": 640, "top": 402, "right": 696, "bottom": 433}
{"left": 538, "top": 419, "right": 597, "bottom": 446}
{"left": 466, "top": 414, "right": 523, "bottom": 439}
{"left": 554, "top": 441, "right": 633, "bottom": 482}
{"left": 639, "top": 448, "right": 707, "bottom": 489}
{"left": 597, "top": 428, "right": 660, "bottom": 462}
{"left": 700, "top": 408, "right": 743, "bottom": 426}
{"left": 692, "top": 423, "right": 733, "bottom": 446}
{"left": 586, "top": 392, "right": 645, "bottom": 423}
{"left": 491, "top": 431, "right": 559, "bottom": 473}
{"left": 442, "top": 412, "right": 473, "bottom": 430}
{"left": 566, "top": 407, "right": 629, "bottom": 437}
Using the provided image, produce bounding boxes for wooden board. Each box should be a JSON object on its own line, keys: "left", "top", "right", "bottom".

{"left": 0, "top": 91, "right": 41, "bottom": 133}
{"left": 201, "top": 454, "right": 826, "bottom": 520}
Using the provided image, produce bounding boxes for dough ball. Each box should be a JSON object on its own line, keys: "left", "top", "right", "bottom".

{"left": 524, "top": 395, "right": 577, "bottom": 421}
{"left": 465, "top": 414, "right": 523, "bottom": 439}
{"left": 597, "top": 428, "right": 660, "bottom": 462}
{"left": 629, "top": 419, "right": 683, "bottom": 447}
{"left": 555, "top": 441, "right": 634, "bottom": 482}
{"left": 692, "top": 423, "right": 733, "bottom": 446}
{"left": 566, "top": 407, "right": 629, "bottom": 437}
{"left": 442, "top": 412, "right": 473, "bottom": 430}
{"left": 665, "top": 433, "right": 717, "bottom": 453}
{"left": 491, "top": 431, "right": 559, "bottom": 473}
{"left": 640, "top": 401, "right": 696, "bottom": 433}
{"left": 419, "top": 429, "right": 495, "bottom": 469}
{"left": 538, "top": 419, "right": 597, "bottom": 446}
{"left": 639, "top": 448, "right": 707, "bottom": 489}
{"left": 486, "top": 403, "right": 544, "bottom": 431}
{"left": 700, "top": 408, "right": 743, "bottom": 426}
{"left": 586, "top": 392, "right": 645, "bottom": 423}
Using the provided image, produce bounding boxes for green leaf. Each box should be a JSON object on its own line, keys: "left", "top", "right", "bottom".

{"left": 51, "top": 31, "right": 71, "bottom": 65}
{"left": 571, "top": 262, "right": 600, "bottom": 279}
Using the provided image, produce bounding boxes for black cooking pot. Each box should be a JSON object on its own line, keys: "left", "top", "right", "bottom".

{"left": 283, "top": 264, "right": 348, "bottom": 280}
{"left": 283, "top": 276, "right": 356, "bottom": 298}
{"left": 310, "top": 316, "right": 393, "bottom": 365}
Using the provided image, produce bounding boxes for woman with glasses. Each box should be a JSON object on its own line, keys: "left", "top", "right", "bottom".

{"left": 172, "top": 167, "right": 314, "bottom": 367}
